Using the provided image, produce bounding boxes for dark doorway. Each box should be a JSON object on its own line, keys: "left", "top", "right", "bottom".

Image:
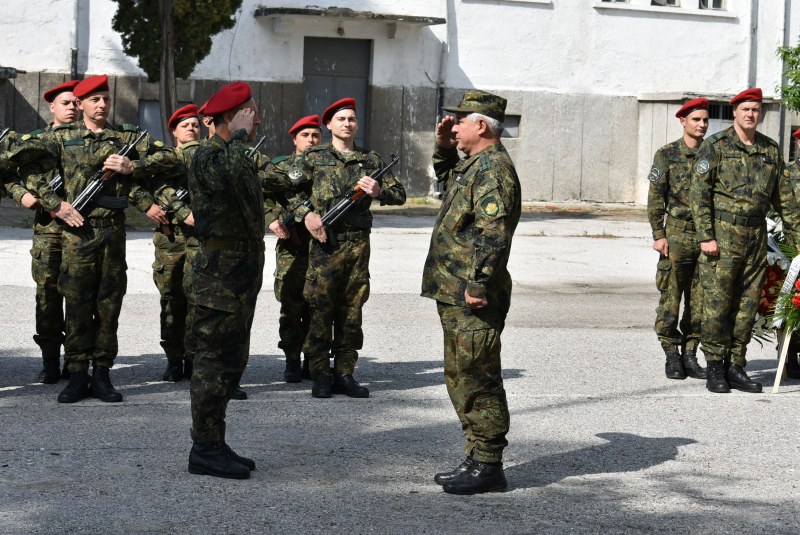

{"left": 303, "top": 37, "right": 371, "bottom": 147}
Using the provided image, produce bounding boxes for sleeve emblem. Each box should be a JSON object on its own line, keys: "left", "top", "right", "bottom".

{"left": 695, "top": 159, "right": 710, "bottom": 174}
{"left": 481, "top": 196, "right": 500, "bottom": 217}
{"left": 647, "top": 167, "right": 661, "bottom": 183}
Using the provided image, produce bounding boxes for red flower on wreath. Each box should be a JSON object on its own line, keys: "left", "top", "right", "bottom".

{"left": 795, "top": 278, "right": 800, "bottom": 292}
{"left": 793, "top": 294, "right": 800, "bottom": 308}
{"left": 760, "top": 264, "right": 787, "bottom": 315}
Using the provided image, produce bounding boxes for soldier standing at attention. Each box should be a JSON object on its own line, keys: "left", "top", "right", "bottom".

{"left": 648, "top": 98, "right": 709, "bottom": 381}
{"left": 154, "top": 104, "right": 200, "bottom": 382}
{"left": 264, "top": 114, "right": 321, "bottom": 382}
{"left": 691, "top": 88, "right": 800, "bottom": 394}
{"left": 186, "top": 82, "right": 265, "bottom": 479}
{"left": 19, "top": 74, "right": 176, "bottom": 403}
{"left": 422, "top": 90, "right": 520, "bottom": 495}
{"left": 291, "top": 97, "right": 406, "bottom": 399}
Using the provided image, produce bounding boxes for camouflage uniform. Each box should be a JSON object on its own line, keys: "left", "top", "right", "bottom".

{"left": 691, "top": 126, "right": 800, "bottom": 367}
{"left": 647, "top": 138, "right": 702, "bottom": 355}
{"left": 23, "top": 123, "right": 178, "bottom": 372}
{"left": 264, "top": 154, "right": 312, "bottom": 365}
{"left": 188, "top": 130, "right": 267, "bottom": 443}
{"left": 421, "top": 142, "right": 521, "bottom": 465}
{"left": 291, "top": 143, "right": 406, "bottom": 379}
{"left": 153, "top": 140, "right": 200, "bottom": 373}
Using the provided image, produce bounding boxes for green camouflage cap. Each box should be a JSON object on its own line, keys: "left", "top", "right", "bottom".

{"left": 443, "top": 90, "right": 506, "bottom": 122}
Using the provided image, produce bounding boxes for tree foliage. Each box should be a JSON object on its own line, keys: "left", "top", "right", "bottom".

{"left": 112, "top": 0, "right": 243, "bottom": 82}
{"left": 778, "top": 40, "right": 800, "bottom": 112}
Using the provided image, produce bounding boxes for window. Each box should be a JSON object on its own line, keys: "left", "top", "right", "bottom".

{"left": 651, "top": 0, "right": 679, "bottom": 5}
{"left": 699, "top": 0, "right": 725, "bottom": 9}
{"left": 708, "top": 103, "right": 733, "bottom": 121}
{"left": 501, "top": 115, "right": 520, "bottom": 139}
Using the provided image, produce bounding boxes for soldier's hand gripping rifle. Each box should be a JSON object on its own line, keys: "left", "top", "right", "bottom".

{"left": 72, "top": 131, "right": 147, "bottom": 212}
{"left": 321, "top": 153, "right": 400, "bottom": 228}
{"left": 174, "top": 135, "right": 267, "bottom": 203}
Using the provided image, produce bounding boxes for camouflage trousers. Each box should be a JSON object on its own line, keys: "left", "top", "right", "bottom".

{"left": 190, "top": 246, "right": 264, "bottom": 443}
{"left": 30, "top": 220, "right": 65, "bottom": 352}
{"left": 654, "top": 220, "right": 701, "bottom": 352}
{"left": 437, "top": 302, "right": 509, "bottom": 464}
{"left": 303, "top": 236, "right": 370, "bottom": 378}
{"left": 58, "top": 218, "right": 127, "bottom": 370}
{"left": 152, "top": 226, "right": 187, "bottom": 358}
{"left": 183, "top": 235, "right": 200, "bottom": 362}
{"left": 273, "top": 234, "right": 310, "bottom": 356}
{"left": 698, "top": 219, "right": 767, "bottom": 366}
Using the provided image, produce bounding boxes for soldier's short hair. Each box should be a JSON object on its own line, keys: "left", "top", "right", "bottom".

{"left": 467, "top": 113, "right": 504, "bottom": 137}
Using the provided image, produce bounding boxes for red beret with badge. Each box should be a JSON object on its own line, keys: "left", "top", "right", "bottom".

{"left": 289, "top": 115, "right": 321, "bottom": 136}
{"left": 322, "top": 97, "right": 356, "bottom": 124}
{"left": 168, "top": 104, "right": 200, "bottom": 130}
{"left": 202, "top": 81, "right": 252, "bottom": 116}
{"left": 73, "top": 74, "right": 110, "bottom": 99}
{"left": 43, "top": 80, "right": 81, "bottom": 103}
{"left": 730, "top": 88, "right": 762, "bottom": 106}
{"left": 675, "top": 98, "right": 708, "bottom": 119}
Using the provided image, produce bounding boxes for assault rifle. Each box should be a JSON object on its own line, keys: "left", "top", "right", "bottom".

{"left": 0, "top": 127, "right": 10, "bottom": 145}
{"left": 72, "top": 131, "right": 147, "bottom": 212}
{"left": 321, "top": 154, "right": 400, "bottom": 228}
{"left": 173, "top": 135, "right": 267, "bottom": 203}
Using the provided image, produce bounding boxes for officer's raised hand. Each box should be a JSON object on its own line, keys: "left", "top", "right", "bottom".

{"left": 230, "top": 108, "right": 256, "bottom": 137}
{"left": 436, "top": 115, "right": 458, "bottom": 148}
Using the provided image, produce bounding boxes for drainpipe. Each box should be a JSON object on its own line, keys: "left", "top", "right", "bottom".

{"left": 71, "top": 0, "right": 80, "bottom": 79}
{"left": 778, "top": 0, "right": 792, "bottom": 154}
{"left": 432, "top": 0, "right": 449, "bottom": 198}
{"left": 747, "top": 0, "right": 759, "bottom": 88}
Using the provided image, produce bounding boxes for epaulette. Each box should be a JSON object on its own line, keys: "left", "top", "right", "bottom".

{"left": 271, "top": 154, "right": 291, "bottom": 165}
{"left": 756, "top": 131, "right": 779, "bottom": 149}
{"left": 478, "top": 151, "right": 492, "bottom": 171}
{"left": 26, "top": 128, "right": 43, "bottom": 137}
{"left": 705, "top": 129, "right": 728, "bottom": 145}
{"left": 122, "top": 123, "right": 139, "bottom": 132}
{"left": 306, "top": 144, "right": 327, "bottom": 154}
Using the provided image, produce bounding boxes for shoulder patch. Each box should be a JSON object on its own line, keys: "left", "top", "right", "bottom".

{"left": 153, "top": 140, "right": 164, "bottom": 147}
{"left": 785, "top": 169, "right": 791, "bottom": 178}
{"left": 20, "top": 133, "right": 31, "bottom": 141}
{"left": 648, "top": 166, "right": 662, "bottom": 183}
{"left": 695, "top": 159, "right": 711, "bottom": 174}
{"left": 481, "top": 196, "right": 500, "bottom": 217}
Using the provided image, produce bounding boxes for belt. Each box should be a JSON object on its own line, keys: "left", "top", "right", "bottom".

{"left": 665, "top": 213, "right": 695, "bottom": 232}
{"left": 714, "top": 210, "right": 763, "bottom": 228}
{"left": 203, "top": 238, "right": 265, "bottom": 252}
{"left": 86, "top": 214, "right": 124, "bottom": 228}
{"left": 334, "top": 229, "right": 370, "bottom": 242}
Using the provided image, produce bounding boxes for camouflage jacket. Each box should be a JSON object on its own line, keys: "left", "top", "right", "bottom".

{"left": 1, "top": 130, "right": 30, "bottom": 204}
{"left": 788, "top": 159, "right": 800, "bottom": 200}
{"left": 647, "top": 137, "right": 698, "bottom": 240}
{"left": 188, "top": 130, "right": 265, "bottom": 242}
{"left": 287, "top": 142, "right": 406, "bottom": 231}
{"left": 262, "top": 153, "right": 312, "bottom": 227}
{"left": 154, "top": 140, "right": 200, "bottom": 225}
{"left": 17, "top": 123, "right": 175, "bottom": 217}
{"left": 421, "top": 143, "right": 521, "bottom": 310}
{"left": 690, "top": 126, "right": 800, "bottom": 244}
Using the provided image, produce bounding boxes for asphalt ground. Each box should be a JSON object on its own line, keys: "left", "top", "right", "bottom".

{"left": 1, "top": 202, "right": 799, "bottom": 534}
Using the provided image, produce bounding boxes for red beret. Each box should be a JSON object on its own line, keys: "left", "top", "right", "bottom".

{"left": 322, "top": 97, "right": 357, "bottom": 124}
{"left": 168, "top": 104, "right": 200, "bottom": 130}
{"left": 43, "top": 80, "right": 80, "bottom": 103}
{"left": 793, "top": 127, "right": 800, "bottom": 140}
{"left": 203, "top": 81, "right": 252, "bottom": 116}
{"left": 730, "top": 88, "right": 762, "bottom": 106}
{"left": 675, "top": 98, "right": 708, "bottom": 118}
{"left": 289, "top": 115, "right": 321, "bottom": 136}
{"left": 73, "top": 74, "right": 109, "bottom": 99}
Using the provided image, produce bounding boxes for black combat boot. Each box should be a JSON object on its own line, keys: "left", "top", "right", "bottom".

{"left": 664, "top": 346, "right": 686, "bottom": 380}
{"left": 681, "top": 348, "right": 707, "bottom": 379}
{"left": 223, "top": 443, "right": 256, "bottom": 471}
{"left": 442, "top": 462, "right": 508, "bottom": 495}
{"left": 301, "top": 357, "right": 311, "bottom": 380}
{"left": 61, "top": 361, "right": 70, "bottom": 379}
{"left": 311, "top": 375, "right": 332, "bottom": 398}
{"left": 706, "top": 360, "right": 730, "bottom": 393}
{"left": 785, "top": 334, "right": 800, "bottom": 379}
{"left": 332, "top": 372, "right": 370, "bottom": 398}
{"left": 230, "top": 384, "right": 248, "bottom": 400}
{"left": 90, "top": 365, "right": 123, "bottom": 402}
{"left": 726, "top": 364, "right": 762, "bottom": 393}
{"left": 188, "top": 441, "right": 250, "bottom": 479}
{"left": 38, "top": 346, "right": 62, "bottom": 384}
{"left": 183, "top": 359, "right": 193, "bottom": 380}
{"left": 162, "top": 357, "right": 184, "bottom": 382}
{"left": 434, "top": 456, "right": 476, "bottom": 485}
{"left": 57, "top": 368, "right": 91, "bottom": 403}
{"left": 283, "top": 352, "right": 302, "bottom": 383}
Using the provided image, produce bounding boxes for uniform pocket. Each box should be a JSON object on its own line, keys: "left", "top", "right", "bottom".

{"left": 656, "top": 257, "right": 672, "bottom": 291}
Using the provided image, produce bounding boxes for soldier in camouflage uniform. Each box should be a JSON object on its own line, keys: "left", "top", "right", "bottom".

{"left": 263, "top": 114, "right": 321, "bottom": 382}
{"left": 152, "top": 104, "right": 202, "bottom": 382}
{"left": 187, "top": 82, "right": 284, "bottom": 479}
{"left": 1, "top": 131, "right": 40, "bottom": 208}
{"left": 647, "top": 98, "right": 709, "bottom": 381}
{"left": 18, "top": 75, "right": 178, "bottom": 404}
{"left": 691, "top": 88, "right": 800, "bottom": 394}
{"left": 422, "top": 90, "right": 520, "bottom": 495}
{"left": 289, "top": 97, "right": 406, "bottom": 399}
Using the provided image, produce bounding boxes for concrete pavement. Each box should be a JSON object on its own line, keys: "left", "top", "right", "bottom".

{"left": 1, "top": 209, "right": 799, "bottom": 534}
